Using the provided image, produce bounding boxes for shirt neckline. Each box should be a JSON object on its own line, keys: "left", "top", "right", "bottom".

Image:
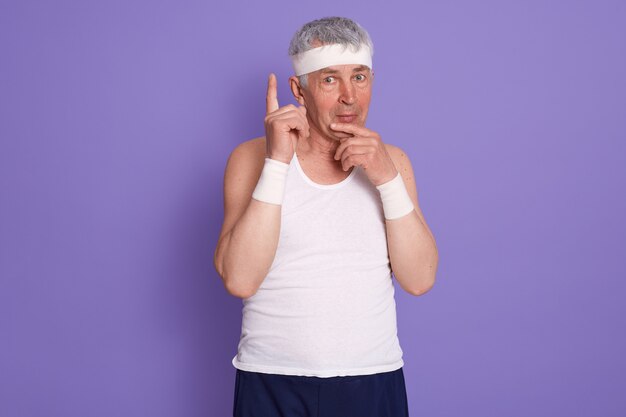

{"left": 292, "top": 151, "right": 358, "bottom": 190}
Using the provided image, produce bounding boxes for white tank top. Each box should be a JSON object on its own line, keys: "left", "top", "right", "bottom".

{"left": 231, "top": 151, "right": 404, "bottom": 377}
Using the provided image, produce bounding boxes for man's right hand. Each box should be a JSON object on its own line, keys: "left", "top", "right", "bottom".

{"left": 264, "top": 73, "right": 310, "bottom": 164}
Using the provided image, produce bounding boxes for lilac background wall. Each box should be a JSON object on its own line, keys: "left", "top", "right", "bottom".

{"left": 1, "top": 0, "right": 625, "bottom": 416}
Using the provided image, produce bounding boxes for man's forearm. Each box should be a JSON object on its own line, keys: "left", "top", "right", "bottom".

{"left": 385, "top": 208, "right": 438, "bottom": 295}
{"left": 215, "top": 199, "right": 281, "bottom": 298}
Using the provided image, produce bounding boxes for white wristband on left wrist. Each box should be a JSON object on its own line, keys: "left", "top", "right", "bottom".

{"left": 375, "top": 172, "right": 415, "bottom": 220}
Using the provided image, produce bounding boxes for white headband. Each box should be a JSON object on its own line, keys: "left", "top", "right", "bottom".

{"left": 290, "top": 43, "right": 373, "bottom": 76}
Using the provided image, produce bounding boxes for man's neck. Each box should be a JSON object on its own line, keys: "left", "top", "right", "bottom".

{"left": 296, "top": 129, "right": 341, "bottom": 163}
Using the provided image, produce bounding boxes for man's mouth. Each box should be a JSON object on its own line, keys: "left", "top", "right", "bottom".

{"left": 336, "top": 114, "right": 357, "bottom": 123}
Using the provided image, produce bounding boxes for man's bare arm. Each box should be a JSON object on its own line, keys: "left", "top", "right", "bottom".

{"left": 213, "top": 138, "right": 282, "bottom": 299}
{"left": 214, "top": 73, "right": 308, "bottom": 299}
{"left": 384, "top": 145, "right": 439, "bottom": 296}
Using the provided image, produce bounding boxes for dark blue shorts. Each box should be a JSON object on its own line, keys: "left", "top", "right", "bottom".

{"left": 233, "top": 367, "right": 409, "bottom": 417}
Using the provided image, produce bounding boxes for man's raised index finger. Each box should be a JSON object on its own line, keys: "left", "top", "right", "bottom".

{"left": 266, "top": 73, "right": 279, "bottom": 115}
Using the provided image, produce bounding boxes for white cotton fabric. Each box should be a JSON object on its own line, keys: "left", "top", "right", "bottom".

{"left": 232, "top": 151, "right": 404, "bottom": 377}
{"left": 290, "top": 43, "right": 373, "bottom": 76}
{"left": 376, "top": 172, "right": 415, "bottom": 220}
{"left": 251, "top": 158, "right": 290, "bottom": 205}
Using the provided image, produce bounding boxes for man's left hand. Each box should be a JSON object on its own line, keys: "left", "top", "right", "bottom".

{"left": 330, "top": 123, "right": 398, "bottom": 186}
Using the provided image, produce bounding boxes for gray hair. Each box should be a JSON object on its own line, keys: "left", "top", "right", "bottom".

{"left": 288, "top": 16, "right": 374, "bottom": 88}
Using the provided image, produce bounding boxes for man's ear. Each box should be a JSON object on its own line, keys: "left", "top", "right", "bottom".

{"left": 289, "top": 76, "right": 306, "bottom": 106}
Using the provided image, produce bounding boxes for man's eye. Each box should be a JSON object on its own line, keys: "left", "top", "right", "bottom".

{"left": 355, "top": 74, "right": 366, "bottom": 81}
{"left": 324, "top": 76, "right": 335, "bottom": 83}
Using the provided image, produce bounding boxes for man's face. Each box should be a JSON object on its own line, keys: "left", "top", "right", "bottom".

{"left": 298, "top": 64, "right": 373, "bottom": 140}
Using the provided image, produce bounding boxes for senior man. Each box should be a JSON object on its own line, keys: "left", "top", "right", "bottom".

{"left": 214, "top": 16, "right": 438, "bottom": 417}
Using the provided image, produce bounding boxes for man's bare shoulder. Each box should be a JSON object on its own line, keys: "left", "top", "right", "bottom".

{"left": 229, "top": 136, "right": 266, "bottom": 163}
{"left": 224, "top": 136, "right": 268, "bottom": 194}
{"left": 225, "top": 136, "right": 267, "bottom": 176}
{"left": 384, "top": 142, "right": 417, "bottom": 197}
{"left": 384, "top": 142, "right": 401, "bottom": 154}
{"left": 384, "top": 143, "right": 411, "bottom": 172}
{"left": 218, "top": 136, "right": 267, "bottom": 241}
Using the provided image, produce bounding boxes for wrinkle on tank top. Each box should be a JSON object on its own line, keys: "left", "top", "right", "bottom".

{"left": 231, "top": 150, "right": 404, "bottom": 377}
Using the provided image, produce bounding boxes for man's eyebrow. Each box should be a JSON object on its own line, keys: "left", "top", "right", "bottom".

{"left": 319, "top": 65, "right": 370, "bottom": 74}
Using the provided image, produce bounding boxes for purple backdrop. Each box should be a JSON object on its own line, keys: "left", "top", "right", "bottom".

{"left": 1, "top": 0, "right": 625, "bottom": 416}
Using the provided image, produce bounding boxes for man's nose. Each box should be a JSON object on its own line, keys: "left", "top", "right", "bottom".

{"left": 339, "top": 83, "right": 356, "bottom": 105}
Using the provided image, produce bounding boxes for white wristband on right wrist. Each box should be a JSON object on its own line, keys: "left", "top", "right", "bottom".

{"left": 251, "top": 158, "right": 290, "bottom": 205}
{"left": 375, "top": 172, "right": 415, "bottom": 220}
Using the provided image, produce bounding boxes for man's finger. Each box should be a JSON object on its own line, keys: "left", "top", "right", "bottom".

{"left": 266, "top": 103, "right": 298, "bottom": 118}
{"left": 266, "top": 73, "right": 279, "bottom": 115}
{"left": 329, "top": 122, "right": 368, "bottom": 136}
{"left": 334, "top": 139, "right": 370, "bottom": 160}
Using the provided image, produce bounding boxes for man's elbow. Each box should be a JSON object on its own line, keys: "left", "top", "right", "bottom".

{"left": 224, "top": 277, "right": 258, "bottom": 299}
{"left": 403, "top": 269, "right": 437, "bottom": 296}
{"left": 408, "top": 252, "right": 439, "bottom": 296}
{"left": 214, "top": 251, "right": 262, "bottom": 299}
{"left": 407, "top": 278, "right": 435, "bottom": 296}
{"left": 218, "top": 266, "right": 259, "bottom": 299}
{"left": 411, "top": 280, "right": 435, "bottom": 296}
